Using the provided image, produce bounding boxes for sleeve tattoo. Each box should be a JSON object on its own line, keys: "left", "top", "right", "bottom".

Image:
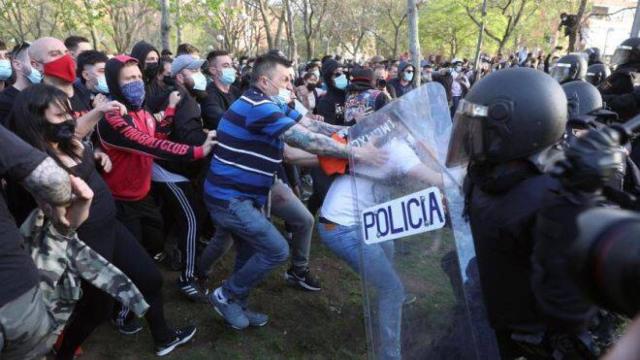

{"left": 22, "top": 157, "right": 72, "bottom": 206}
{"left": 282, "top": 124, "right": 350, "bottom": 159}
{"left": 298, "top": 117, "right": 346, "bottom": 137}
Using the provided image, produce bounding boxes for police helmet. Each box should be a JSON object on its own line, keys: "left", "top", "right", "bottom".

{"left": 446, "top": 68, "right": 567, "bottom": 166}
{"left": 585, "top": 47, "right": 602, "bottom": 65}
{"left": 550, "top": 53, "right": 588, "bottom": 84}
{"left": 611, "top": 37, "right": 640, "bottom": 67}
{"left": 562, "top": 81, "right": 603, "bottom": 120}
{"left": 585, "top": 63, "right": 611, "bottom": 87}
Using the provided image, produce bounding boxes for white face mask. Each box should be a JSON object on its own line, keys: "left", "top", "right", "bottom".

{"left": 267, "top": 78, "right": 291, "bottom": 105}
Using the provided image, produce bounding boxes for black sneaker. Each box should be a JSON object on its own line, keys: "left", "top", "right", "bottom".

{"left": 177, "top": 278, "right": 209, "bottom": 303}
{"left": 112, "top": 317, "right": 143, "bottom": 335}
{"left": 155, "top": 326, "right": 197, "bottom": 357}
{"left": 153, "top": 251, "right": 167, "bottom": 263}
{"left": 285, "top": 267, "right": 321, "bottom": 291}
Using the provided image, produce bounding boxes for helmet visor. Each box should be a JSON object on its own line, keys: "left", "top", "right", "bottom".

{"left": 612, "top": 45, "right": 633, "bottom": 66}
{"left": 585, "top": 71, "right": 600, "bottom": 85}
{"left": 550, "top": 63, "right": 573, "bottom": 83}
{"left": 446, "top": 99, "right": 487, "bottom": 168}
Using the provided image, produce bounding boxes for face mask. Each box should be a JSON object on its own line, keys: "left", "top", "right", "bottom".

{"left": 220, "top": 68, "right": 236, "bottom": 85}
{"left": 44, "top": 119, "right": 76, "bottom": 143}
{"left": 455, "top": 66, "right": 462, "bottom": 72}
{"left": 306, "top": 83, "right": 317, "bottom": 91}
{"left": 94, "top": 76, "right": 109, "bottom": 94}
{"left": 143, "top": 62, "right": 159, "bottom": 80}
{"left": 27, "top": 66, "right": 43, "bottom": 84}
{"left": 121, "top": 80, "right": 145, "bottom": 109}
{"left": 271, "top": 88, "right": 292, "bottom": 106}
{"left": 43, "top": 54, "right": 76, "bottom": 83}
{"left": 333, "top": 74, "right": 348, "bottom": 90}
{"left": 0, "top": 60, "right": 11, "bottom": 81}
{"left": 190, "top": 72, "right": 207, "bottom": 91}
{"left": 403, "top": 71, "right": 414, "bottom": 82}
{"left": 311, "top": 70, "right": 320, "bottom": 78}
{"left": 163, "top": 76, "right": 176, "bottom": 87}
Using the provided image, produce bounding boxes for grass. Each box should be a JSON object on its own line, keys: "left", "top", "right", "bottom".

{"left": 79, "top": 227, "right": 460, "bottom": 359}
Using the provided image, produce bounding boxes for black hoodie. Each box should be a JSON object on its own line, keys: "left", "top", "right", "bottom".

{"left": 316, "top": 59, "right": 346, "bottom": 125}
{"left": 131, "top": 41, "right": 159, "bottom": 70}
{"left": 130, "top": 41, "right": 167, "bottom": 113}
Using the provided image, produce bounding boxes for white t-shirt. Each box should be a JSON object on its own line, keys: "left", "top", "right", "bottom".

{"left": 451, "top": 71, "right": 464, "bottom": 97}
{"left": 320, "top": 138, "right": 421, "bottom": 226}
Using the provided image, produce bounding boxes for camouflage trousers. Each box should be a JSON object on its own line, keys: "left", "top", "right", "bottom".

{"left": 0, "top": 286, "right": 55, "bottom": 360}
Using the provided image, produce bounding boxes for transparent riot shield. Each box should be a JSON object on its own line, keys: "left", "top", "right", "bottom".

{"left": 348, "top": 83, "right": 500, "bottom": 359}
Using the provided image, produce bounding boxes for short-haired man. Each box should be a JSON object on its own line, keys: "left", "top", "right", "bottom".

{"left": 0, "top": 43, "right": 37, "bottom": 126}
{"left": 64, "top": 35, "right": 92, "bottom": 60}
{"left": 201, "top": 50, "right": 239, "bottom": 130}
{"left": 176, "top": 43, "right": 200, "bottom": 58}
{"left": 205, "top": 54, "right": 383, "bottom": 330}
{"left": 0, "top": 40, "right": 10, "bottom": 91}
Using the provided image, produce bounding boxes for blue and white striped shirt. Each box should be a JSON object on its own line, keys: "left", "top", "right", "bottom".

{"left": 204, "top": 87, "right": 302, "bottom": 206}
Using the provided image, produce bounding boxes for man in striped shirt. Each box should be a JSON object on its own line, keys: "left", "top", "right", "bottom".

{"left": 205, "top": 54, "right": 382, "bottom": 330}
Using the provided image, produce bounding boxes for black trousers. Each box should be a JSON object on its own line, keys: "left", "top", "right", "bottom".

{"left": 115, "top": 194, "right": 165, "bottom": 256}
{"left": 56, "top": 218, "right": 173, "bottom": 359}
{"left": 153, "top": 181, "right": 201, "bottom": 280}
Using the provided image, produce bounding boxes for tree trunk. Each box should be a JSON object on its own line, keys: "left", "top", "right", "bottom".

{"left": 284, "top": 0, "right": 298, "bottom": 62}
{"left": 160, "top": 0, "right": 171, "bottom": 51}
{"left": 408, "top": 0, "right": 420, "bottom": 86}
{"left": 568, "top": 0, "right": 588, "bottom": 51}
{"left": 175, "top": 0, "right": 182, "bottom": 46}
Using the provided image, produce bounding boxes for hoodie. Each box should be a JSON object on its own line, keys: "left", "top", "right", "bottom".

{"left": 130, "top": 41, "right": 159, "bottom": 69}
{"left": 97, "top": 55, "right": 204, "bottom": 201}
{"left": 388, "top": 62, "right": 416, "bottom": 98}
{"left": 316, "top": 59, "right": 346, "bottom": 125}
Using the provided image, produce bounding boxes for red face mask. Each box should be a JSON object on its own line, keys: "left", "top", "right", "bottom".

{"left": 44, "top": 54, "right": 76, "bottom": 83}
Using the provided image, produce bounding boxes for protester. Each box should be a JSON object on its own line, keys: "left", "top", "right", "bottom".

{"left": 204, "top": 53, "right": 382, "bottom": 330}
{"left": 449, "top": 59, "right": 471, "bottom": 116}
{"left": 388, "top": 62, "right": 416, "bottom": 98}
{"left": 0, "top": 40, "right": 9, "bottom": 91}
{"left": 96, "top": 54, "right": 215, "bottom": 331}
{"left": 0, "top": 42, "right": 37, "bottom": 126}
{"left": 201, "top": 50, "right": 239, "bottom": 130}
{"left": 64, "top": 35, "right": 92, "bottom": 60}
{"left": 10, "top": 84, "right": 197, "bottom": 358}
{"left": 344, "top": 68, "right": 389, "bottom": 125}
{"left": 295, "top": 71, "right": 323, "bottom": 112}
{"left": 176, "top": 43, "right": 200, "bottom": 58}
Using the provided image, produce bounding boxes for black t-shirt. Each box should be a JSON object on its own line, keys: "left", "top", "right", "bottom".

{"left": 0, "top": 86, "right": 20, "bottom": 128}
{"left": 70, "top": 83, "right": 93, "bottom": 119}
{"left": 0, "top": 126, "right": 45, "bottom": 306}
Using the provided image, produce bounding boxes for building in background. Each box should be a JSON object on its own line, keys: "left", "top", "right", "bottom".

{"left": 583, "top": 0, "right": 637, "bottom": 56}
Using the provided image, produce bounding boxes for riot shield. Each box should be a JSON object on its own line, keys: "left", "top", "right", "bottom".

{"left": 348, "top": 83, "right": 500, "bottom": 359}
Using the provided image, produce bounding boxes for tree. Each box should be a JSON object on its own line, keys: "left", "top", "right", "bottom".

{"left": 420, "top": 0, "right": 478, "bottom": 59}
{"left": 461, "top": 0, "right": 540, "bottom": 54}
{"left": 160, "top": 0, "right": 170, "bottom": 51}
{"left": 292, "top": 0, "right": 328, "bottom": 58}
{"left": 101, "top": 0, "right": 155, "bottom": 53}
{"left": 368, "top": 0, "right": 408, "bottom": 58}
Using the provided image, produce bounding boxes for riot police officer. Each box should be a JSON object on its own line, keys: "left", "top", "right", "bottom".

{"left": 551, "top": 53, "right": 588, "bottom": 84}
{"left": 586, "top": 64, "right": 611, "bottom": 87}
{"left": 598, "top": 37, "right": 640, "bottom": 121}
{"left": 446, "top": 67, "right": 568, "bottom": 359}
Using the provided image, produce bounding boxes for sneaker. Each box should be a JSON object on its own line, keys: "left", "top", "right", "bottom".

{"left": 155, "top": 325, "right": 197, "bottom": 357}
{"left": 285, "top": 267, "right": 322, "bottom": 291}
{"left": 208, "top": 288, "right": 249, "bottom": 330}
{"left": 177, "top": 278, "right": 209, "bottom": 303}
{"left": 243, "top": 308, "right": 269, "bottom": 327}
{"left": 112, "top": 317, "right": 143, "bottom": 335}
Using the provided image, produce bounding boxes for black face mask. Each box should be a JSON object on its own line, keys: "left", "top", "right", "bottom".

{"left": 163, "top": 76, "right": 176, "bottom": 87}
{"left": 44, "top": 119, "right": 76, "bottom": 143}
{"left": 306, "top": 83, "right": 317, "bottom": 91}
{"left": 144, "top": 62, "right": 159, "bottom": 80}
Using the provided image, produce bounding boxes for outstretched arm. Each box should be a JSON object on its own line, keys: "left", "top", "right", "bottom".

{"left": 282, "top": 123, "right": 350, "bottom": 158}
{"left": 298, "top": 116, "right": 347, "bottom": 137}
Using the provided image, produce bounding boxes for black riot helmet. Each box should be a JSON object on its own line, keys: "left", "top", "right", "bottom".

{"left": 611, "top": 37, "right": 640, "bottom": 67}
{"left": 585, "top": 63, "right": 611, "bottom": 87}
{"left": 585, "top": 47, "right": 602, "bottom": 65}
{"left": 562, "top": 80, "right": 603, "bottom": 119}
{"left": 550, "top": 53, "right": 588, "bottom": 84}
{"left": 446, "top": 68, "right": 567, "bottom": 167}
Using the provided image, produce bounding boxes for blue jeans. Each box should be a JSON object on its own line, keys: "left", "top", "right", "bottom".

{"left": 317, "top": 222, "right": 404, "bottom": 360}
{"left": 206, "top": 198, "right": 289, "bottom": 299}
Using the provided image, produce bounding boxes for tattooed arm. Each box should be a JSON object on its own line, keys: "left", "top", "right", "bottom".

{"left": 297, "top": 116, "right": 347, "bottom": 137}
{"left": 21, "top": 157, "right": 72, "bottom": 206}
{"left": 282, "top": 123, "right": 350, "bottom": 158}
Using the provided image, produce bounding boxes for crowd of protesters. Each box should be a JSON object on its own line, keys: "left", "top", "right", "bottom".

{"left": 0, "top": 30, "right": 629, "bottom": 360}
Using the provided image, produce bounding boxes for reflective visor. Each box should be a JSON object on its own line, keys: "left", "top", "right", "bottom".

{"left": 445, "top": 99, "right": 487, "bottom": 167}
{"left": 550, "top": 63, "right": 572, "bottom": 83}
{"left": 612, "top": 45, "right": 632, "bottom": 66}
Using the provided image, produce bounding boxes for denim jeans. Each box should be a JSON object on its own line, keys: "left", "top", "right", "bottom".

{"left": 317, "top": 222, "right": 404, "bottom": 360}
{"left": 206, "top": 198, "right": 289, "bottom": 299}
{"left": 199, "top": 180, "right": 314, "bottom": 276}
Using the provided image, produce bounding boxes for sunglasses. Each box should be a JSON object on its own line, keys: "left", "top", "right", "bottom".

{"left": 332, "top": 72, "right": 344, "bottom": 78}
